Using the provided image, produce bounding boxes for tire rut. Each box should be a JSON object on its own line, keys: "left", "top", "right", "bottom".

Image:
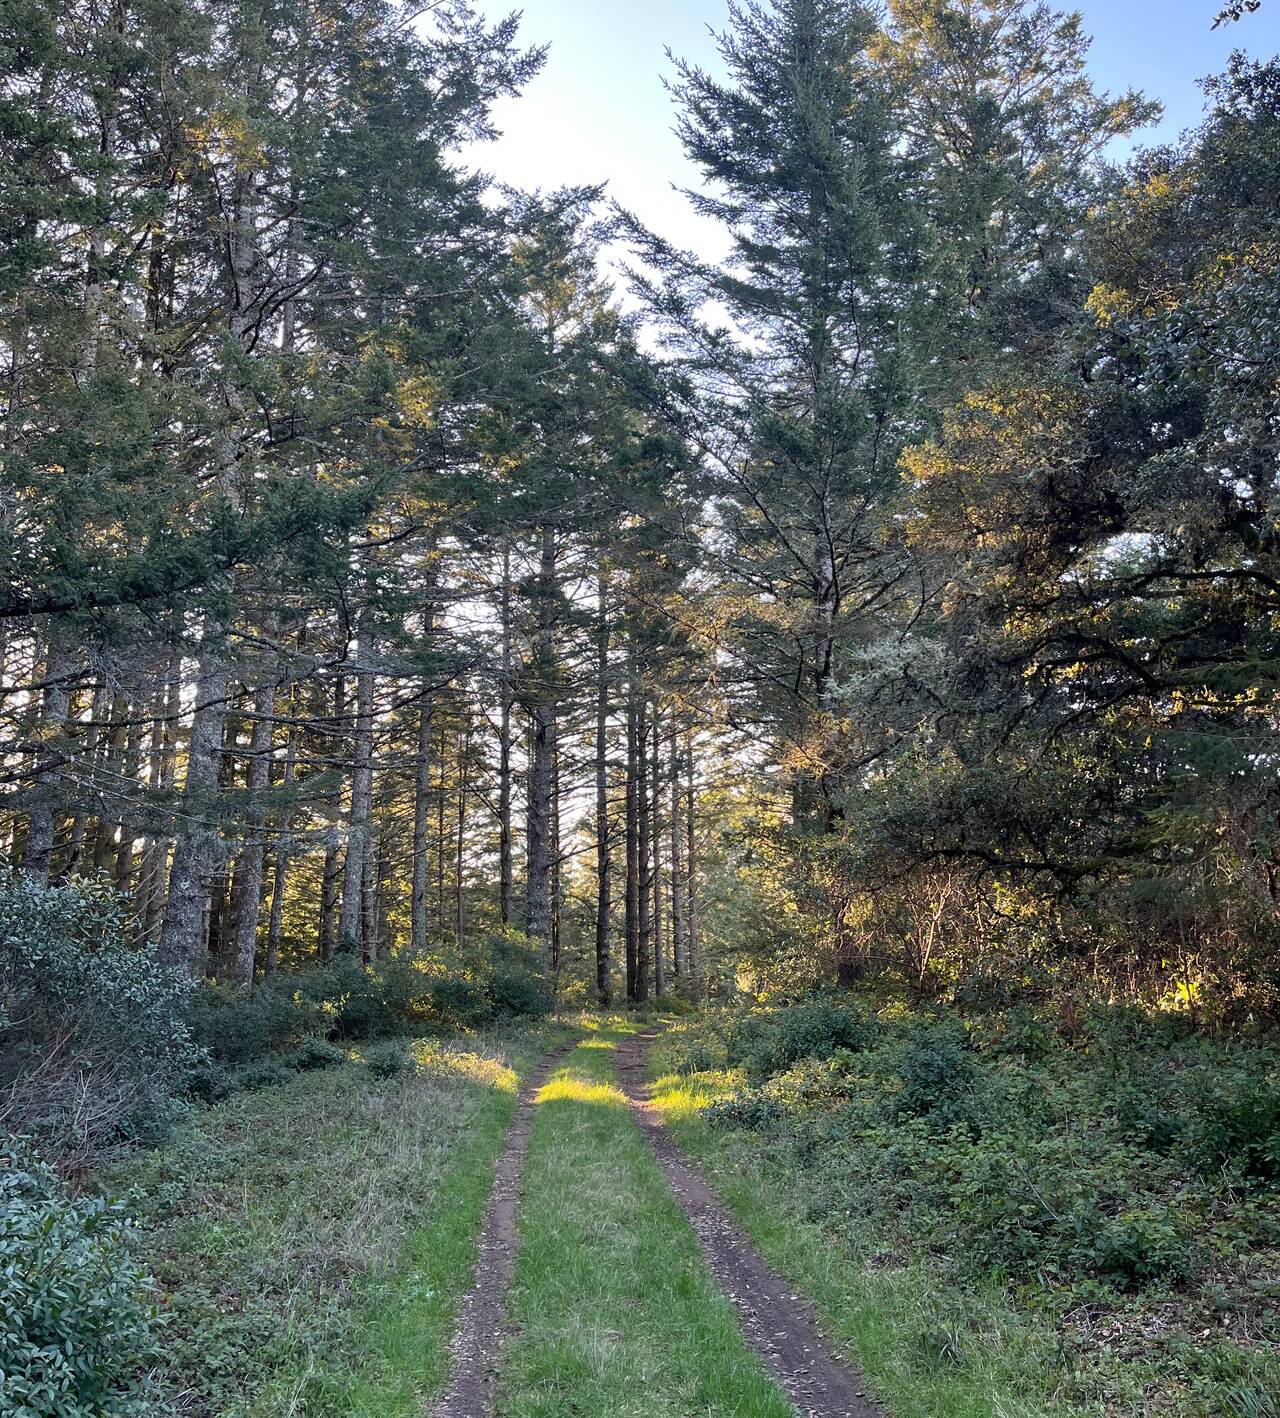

{"left": 614, "top": 1031, "right": 885, "bottom": 1418}
{"left": 431, "top": 1038, "right": 575, "bottom": 1418}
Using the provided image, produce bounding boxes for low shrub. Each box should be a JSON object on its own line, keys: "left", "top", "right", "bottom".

{"left": 287, "top": 1038, "right": 346, "bottom": 1072}
{"left": 893, "top": 1021, "right": 979, "bottom": 1135}
{"left": 1073, "top": 1205, "right": 1193, "bottom": 1284}
{"left": 0, "top": 869, "right": 204, "bottom": 1165}
{"left": 187, "top": 979, "right": 326, "bottom": 1065}
{"left": 0, "top": 1145, "right": 157, "bottom": 1416}
{"left": 1188, "top": 1080, "right": 1280, "bottom": 1180}
{"left": 233, "top": 1060, "right": 293, "bottom": 1092}
{"left": 365, "top": 1040, "right": 410, "bottom": 1080}
{"left": 727, "top": 999, "right": 880, "bottom": 1081}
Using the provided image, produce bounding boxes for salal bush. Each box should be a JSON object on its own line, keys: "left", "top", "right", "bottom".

{"left": 0, "top": 1145, "right": 157, "bottom": 1416}
{"left": 0, "top": 868, "right": 203, "bottom": 1163}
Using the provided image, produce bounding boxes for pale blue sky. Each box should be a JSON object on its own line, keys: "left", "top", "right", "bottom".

{"left": 467, "top": 0, "right": 1280, "bottom": 263}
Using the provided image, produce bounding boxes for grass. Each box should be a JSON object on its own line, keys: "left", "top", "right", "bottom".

{"left": 105, "top": 1023, "right": 569, "bottom": 1416}
{"left": 496, "top": 1018, "right": 794, "bottom": 1418}
{"left": 647, "top": 1035, "right": 1063, "bottom": 1418}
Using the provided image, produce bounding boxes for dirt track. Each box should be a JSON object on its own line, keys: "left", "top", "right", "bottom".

{"left": 613, "top": 1032, "right": 884, "bottom": 1418}
{"left": 431, "top": 1040, "right": 574, "bottom": 1418}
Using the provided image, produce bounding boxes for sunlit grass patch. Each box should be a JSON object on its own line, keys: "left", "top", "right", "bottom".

{"left": 535, "top": 1074, "right": 626, "bottom": 1107}
{"left": 412, "top": 1037, "right": 519, "bottom": 1093}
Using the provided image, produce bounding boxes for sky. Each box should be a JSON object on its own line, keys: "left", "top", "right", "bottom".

{"left": 464, "top": 0, "right": 1280, "bottom": 268}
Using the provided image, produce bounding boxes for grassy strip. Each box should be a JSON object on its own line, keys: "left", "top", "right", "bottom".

{"left": 647, "top": 1038, "right": 1060, "bottom": 1418}
{"left": 497, "top": 1019, "right": 794, "bottom": 1418}
{"left": 107, "top": 1024, "right": 570, "bottom": 1417}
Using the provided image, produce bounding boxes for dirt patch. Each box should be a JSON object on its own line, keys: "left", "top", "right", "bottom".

{"left": 614, "top": 1032, "right": 885, "bottom": 1418}
{"left": 432, "top": 1039, "right": 575, "bottom": 1418}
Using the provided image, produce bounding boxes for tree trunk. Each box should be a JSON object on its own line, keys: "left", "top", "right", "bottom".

{"left": 455, "top": 715, "right": 469, "bottom": 950}
{"left": 594, "top": 572, "right": 612, "bottom": 1006}
{"left": 670, "top": 720, "right": 686, "bottom": 982}
{"left": 338, "top": 602, "right": 375, "bottom": 954}
{"left": 226, "top": 670, "right": 276, "bottom": 987}
{"left": 498, "top": 540, "right": 514, "bottom": 928}
{"left": 411, "top": 600, "right": 436, "bottom": 954}
{"left": 319, "top": 674, "right": 346, "bottom": 962}
{"left": 686, "top": 737, "right": 700, "bottom": 998}
{"left": 264, "top": 702, "right": 298, "bottom": 974}
{"left": 23, "top": 624, "right": 72, "bottom": 883}
{"left": 525, "top": 526, "right": 556, "bottom": 966}
{"left": 636, "top": 693, "right": 651, "bottom": 1003}
{"left": 652, "top": 701, "right": 666, "bottom": 997}
{"left": 624, "top": 647, "right": 640, "bottom": 1003}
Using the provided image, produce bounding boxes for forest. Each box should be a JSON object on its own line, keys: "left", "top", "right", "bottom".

{"left": 2, "top": 0, "right": 1279, "bottom": 1414}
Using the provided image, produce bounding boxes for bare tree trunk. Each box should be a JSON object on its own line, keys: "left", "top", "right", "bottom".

{"left": 498, "top": 541, "right": 514, "bottom": 929}
{"left": 455, "top": 714, "right": 469, "bottom": 950}
{"left": 652, "top": 700, "right": 665, "bottom": 997}
{"left": 338, "top": 602, "right": 374, "bottom": 954}
{"left": 636, "top": 693, "right": 651, "bottom": 1003}
{"left": 23, "top": 624, "right": 72, "bottom": 883}
{"left": 411, "top": 600, "right": 436, "bottom": 954}
{"left": 264, "top": 703, "right": 298, "bottom": 974}
{"left": 686, "top": 737, "right": 700, "bottom": 998}
{"left": 670, "top": 719, "right": 686, "bottom": 982}
{"left": 624, "top": 647, "right": 640, "bottom": 1003}
{"left": 114, "top": 706, "right": 146, "bottom": 894}
{"left": 525, "top": 526, "right": 556, "bottom": 966}
{"left": 594, "top": 572, "right": 611, "bottom": 1006}
{"left": 139, "top": 640, "right": 180, "bottom": 943}
{"left": 319, "top": 674, "right": 345, "bottom": 962}
{"left": 226, "top": 670, "right": 276, "bottom": 987}
{"left": 550, "top": 727, "right": 561, "bottom": 982}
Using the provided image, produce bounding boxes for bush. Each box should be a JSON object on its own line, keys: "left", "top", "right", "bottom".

{"left": 0, "top": 869, "right": 204, "bottom": 1164}
{"left": 185, "top": 1060, "right": 234, "bottom": 1105}
{"left": 1188, "top": 1081, "right": 1280, "bottom": 1180}
{"left": 1073, "top": 1205, "right": 1193, "bottom": 1284}
{"left": 893, "top": 1021, "right": 979, "bottom": 1135}
{"left": 727, "top": 1000, "right": 880, "bottom": 1081}
{"left": 186, "top": 980, "right": 325, "bottom": 1065}
{"left": 287, "top": 1037, "right": 347, "bottom": 1072}
{"left": 482, "top": 934, "right": 553, "bottom": 1019}
{"left": 365, "top": 1041, "right": 410, "bottom": 1080}
{"left": 0, "top": 1145, "right": 157, "bottom": 1416}
{"left": 232, "top": 1060, "right": 293, "bottom": 1092}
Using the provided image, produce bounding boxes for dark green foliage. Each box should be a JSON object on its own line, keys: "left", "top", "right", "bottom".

{"left": 893, "top": 1022, "right": 979, "bottom": 1135}
{"left": 0, "top": 1146, "right": 156, "bottom": 1417}
{"left": 184, "top": 1061, "right": 234, "bottom": 1106}
{"left": 484, "top": 934, "right": 554, "bottom": 1020}
{"left": 1189, "top": 1082, "right": 1280, "bottom": 1181}
{"left": 364, "top": 1041, "right": 410, "bottom": 1080}
{"left": 232, "top": 1060, "right": 293, "bottom": 1093}
{"left": 727, "top": 1001, "right": 880, "bottom": 1081}
{"left": 187, "top": 981, "right": 325, "bottom": 1066}
{"left": 287, "top": 1038, "right": 346, "bottom": 1072}
{"left": 0, "top": 871, "right": 204, "bottom": 1164}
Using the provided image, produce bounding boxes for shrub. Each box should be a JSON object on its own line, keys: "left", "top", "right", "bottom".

{"left": 0, "top": 869, "right": 203, "bottom": 1164}
{"left": 428, "top": 972, "right": 493, "bottom": 1030}
{"left": 185, "top": 1060, "right": 234, "bottom": 1105}
{"left": 365, "top": 1041, "right": 410, "bottom": 1080}
{"left": 1188, "top": 1081, "right": 1280, "bottom": 1180}
{"left": 0, "top": 1145, "right": 157, "bottom": 1416}
{"left": 1073, "top": 1205, "right": 1193, "bottom": 1284}
{"left": 186, "top": 979, "right": 325, "bottom": 1065}
{"left": 232, "top": 1060, "right": 293, "bottom": 1092}
{"left": 893, "top": 1021, "right": 979, "bottom": 1135}
{"left": 482, "top": 933, "right": 553, "bottom": 1019}
{"left": 287, "top": 1038, "right": 346, "bottom": 1072}
{"left": 728, "top": 1000, "right": 880, "bottom": 1081}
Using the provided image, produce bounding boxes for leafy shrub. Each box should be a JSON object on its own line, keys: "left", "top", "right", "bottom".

{"left": 1188, "top": 1081, "right": 1280, "bottom": 1180}
{"left": 365, "top": 1041, "right": 410, "bottom": 1080}
{"left": 728, "top": 1000, "right": 880, "bottom": 1081}
{"left": 894, "top": 1021, "right": 979, "bottom": 1134}
{"left": 0, "top": 869, "right": 204, "bottom": 1164}
{"left": 706, "top": 1087, "right": 785, "bottom": 1131}
{"left": 1073, "top": 1205, "right": 1193, "bottom": 1284}
{"left": 0, "top": 1145, "right": 157, "bottom": 1416}
{"left": 428, "top": 972, "right": 493, "bottom": 1030}
{"left": 232, "top": 1060, "right": 292, "bottom": 1092}
{"left": 187, "top": 979, "right": 326, "bottom": 1065}
{"left": 185, "top": 1060, "right": 234, "bottom": 1105}
{"left": 482, "top": 933, "right": 553, "bottom": 1019}
{"left": 287, "top": 1038, "right": 346, "bottom": 1072}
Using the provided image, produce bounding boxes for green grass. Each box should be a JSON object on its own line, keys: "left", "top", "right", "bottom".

{"left": 106, "top": 1025, "right": 570, "bottom": 1416}
{"left": 497, "top": 1019, "right": 794, "bottom": 1418}
{"left": 647, "top": 1036, "right": 1062, "bottom": 1418}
